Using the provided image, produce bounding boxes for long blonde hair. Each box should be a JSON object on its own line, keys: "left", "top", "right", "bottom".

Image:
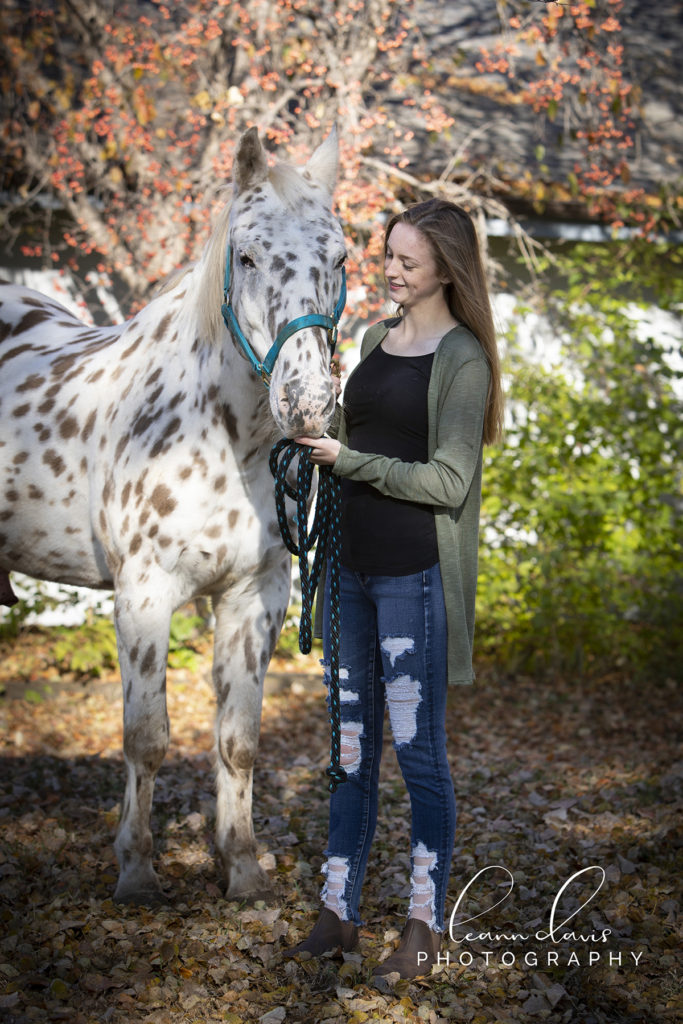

{"left": 385, "top": 199, "right": 504, "bottom": 445}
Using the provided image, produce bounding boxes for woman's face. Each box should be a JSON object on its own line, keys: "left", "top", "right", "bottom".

{"left": 384, "top": 222, "right": 445, "bottom": 310}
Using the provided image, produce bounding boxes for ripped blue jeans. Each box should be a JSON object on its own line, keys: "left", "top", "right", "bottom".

{"left": 320, "top": 563, "right": 456, "bottom": 933}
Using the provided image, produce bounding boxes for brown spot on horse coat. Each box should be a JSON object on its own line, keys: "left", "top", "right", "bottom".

{"left": 115, "top": 434, "right": 130, "bottom": 462}
{"left": 153, "top": 313, "right": 173, "bottom": 342}
{"left": 132, "top": 407, "right": 163, "bottom": 438}
{"left": 0, "top": 344, "right": 36, "bottom": 369}
{"left": 81, "top": 409, "right": 97, "bottom": 441}
{"left": 149, "top": 416, "right": 181, "bottom": 457}
{"left": 121, "top": 334, "right": 144, "bottom": 359}
{"left": 50, "top": 353, "right": 79, "bottom": 378}
{"left": 222, "top": 405, "right": 239, "bottom": 442}
{"left": 151, "top": 484, "right": 177, "bottom": 517}
{"left": 17, "top": 374, "right": 46, "bottom": 392}
{"left": 43, "top": 449, "right": 66, "bottom": 477}
{"left": 140, "top": 644, "right": 157, "bottom": 675}
{"left": 12, "top": 310, "right": 50, "bottom": 335}
{"left": 59, "top": 415, "right": 79, "bottom": 440}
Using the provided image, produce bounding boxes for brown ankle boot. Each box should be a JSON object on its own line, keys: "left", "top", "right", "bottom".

{"left": 285, "top": 907, "right": 359, "bottom": 957}
{"left": 372, "top": 918, "right": 441, "bottom": 980}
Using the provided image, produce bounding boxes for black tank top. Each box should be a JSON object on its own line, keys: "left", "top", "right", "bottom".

{"left": 340, "top": 343, "right": 438, "bottom": 575}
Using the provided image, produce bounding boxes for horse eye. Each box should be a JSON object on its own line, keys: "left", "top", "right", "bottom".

{"left": 335, "top": 254, "right": 347, "bottom": 270}
{"left": 240, "top": 253, "right": 256, "bottom": 269}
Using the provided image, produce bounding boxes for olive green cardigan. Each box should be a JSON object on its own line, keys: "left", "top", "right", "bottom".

{"left": 318, "top": 320, "right": 490, "bottom": 685}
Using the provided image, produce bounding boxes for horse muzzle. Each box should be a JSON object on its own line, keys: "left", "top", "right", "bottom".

{"left": 272, "top": 378, "right": 336, "bottom": 439}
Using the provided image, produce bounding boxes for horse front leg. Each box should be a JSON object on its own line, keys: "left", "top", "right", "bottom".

{"left": 212, "top": 561, "right": 290, "bottom": 899}
{"left": 112, "top": 582, "right": 173, "bottom": 904}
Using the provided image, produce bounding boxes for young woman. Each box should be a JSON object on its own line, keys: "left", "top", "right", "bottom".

{"left": 290, "top": 198, "right": 504, "bottom": 980}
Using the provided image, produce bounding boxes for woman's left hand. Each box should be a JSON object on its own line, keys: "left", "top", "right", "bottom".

{"left": 296, "top": 436, "right": 341, "bottom": 466}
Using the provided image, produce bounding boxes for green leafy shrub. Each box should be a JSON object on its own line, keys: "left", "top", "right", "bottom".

{"left": 477, "top": 240, "right": 682, "bottom": 679}
{"left": 273, "top": 604, "right": 322, "bottom": 660}
{"left": 45, "top": 608, "right": 209, "bottom": 678}
{"left": 167, "top": 610, "right": 208, "bottom": 671}
{"left": 52, "top": 617, "right": 118, "bottom": 678}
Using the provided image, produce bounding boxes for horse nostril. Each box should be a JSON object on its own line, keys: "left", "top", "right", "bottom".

{"left": 282, "top": 382, "right": 299, "bottom": 410}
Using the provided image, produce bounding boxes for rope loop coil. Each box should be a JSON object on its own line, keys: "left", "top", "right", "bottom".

{"left": 270, "top": 439, "right": 347, "bottom": 793}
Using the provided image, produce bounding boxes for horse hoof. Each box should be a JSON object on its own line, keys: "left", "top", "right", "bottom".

{"left": 231, "top": 885, "right": 277, "bottom": 906}
{"left": 224, "top": 869, "right": 275, "bottom": 903}
{"left": 114, "top": 888, "right": 170, "bottom": 908}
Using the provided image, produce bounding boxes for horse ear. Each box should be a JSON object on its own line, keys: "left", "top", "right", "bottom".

{"left": 305, "top": 127, "right": 339, "bottom": 196}
{"left": 233, "top": 127, "right": 269, "bottom": 193}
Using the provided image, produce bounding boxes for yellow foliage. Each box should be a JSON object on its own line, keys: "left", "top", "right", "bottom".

{"left": 101, "top": 139, "right": 118, "bottom": 160}
{"left": 193, "top": 89, "right": 213, "bottom": 111}
{"left": 53, "top": 86, "right": 71, "bottom": 111}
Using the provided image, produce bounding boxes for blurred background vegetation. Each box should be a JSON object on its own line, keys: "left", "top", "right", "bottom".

{"left": 0, "top": 0, "right": 681, "bottom": 686}
{"left": 476, "top": 238, "right": 681, "bottom": 680}
{"left": 4, "top": 233, "right": 679, "bottom": 685}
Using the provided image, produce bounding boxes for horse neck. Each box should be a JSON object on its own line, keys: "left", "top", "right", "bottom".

{"left": 160, "top": 266, "right": 277, "bottom": 453}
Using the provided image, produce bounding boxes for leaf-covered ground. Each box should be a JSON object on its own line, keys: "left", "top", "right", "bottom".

{"left": 0, "top": 635, "right": 680, "bottom": 1024}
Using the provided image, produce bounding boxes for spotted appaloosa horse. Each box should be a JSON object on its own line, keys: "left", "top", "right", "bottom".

{"left": 0, "top": 128, "right": 346, "bottom": 903}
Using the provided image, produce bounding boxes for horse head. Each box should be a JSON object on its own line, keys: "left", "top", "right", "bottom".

{"left": 225, "top": 128, "right": 346, "bottom": 438}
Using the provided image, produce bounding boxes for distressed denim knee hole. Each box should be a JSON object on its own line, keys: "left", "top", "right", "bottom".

{"left": 386, "top": 673, "right": 422, "bottom": 746}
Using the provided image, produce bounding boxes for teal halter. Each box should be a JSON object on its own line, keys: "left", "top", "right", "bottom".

{"left": 221, "top": 245, "right": 347, "bottom": 388}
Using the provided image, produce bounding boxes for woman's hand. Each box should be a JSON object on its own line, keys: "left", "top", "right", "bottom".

{"left": 296, "top": 435, "right": 341, "bottom": 466}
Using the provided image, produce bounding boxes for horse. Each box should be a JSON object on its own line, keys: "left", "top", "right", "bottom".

{"left": 0, "top": 127, "right": 346, "bottom": 904}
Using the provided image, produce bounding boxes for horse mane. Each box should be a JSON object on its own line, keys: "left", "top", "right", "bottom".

{"left": 193, "top": 158, "right": 324, "bottom": 344}
{"left": 193, "top": 197, "right": 232, "bottom": 343}
{"left": 155, "top": 263, "right": 194, "bottom": 297}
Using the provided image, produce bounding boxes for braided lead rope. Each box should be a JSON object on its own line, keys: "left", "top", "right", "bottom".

{"left": 269, "top": 439, "right": 347, "bottom": 793}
